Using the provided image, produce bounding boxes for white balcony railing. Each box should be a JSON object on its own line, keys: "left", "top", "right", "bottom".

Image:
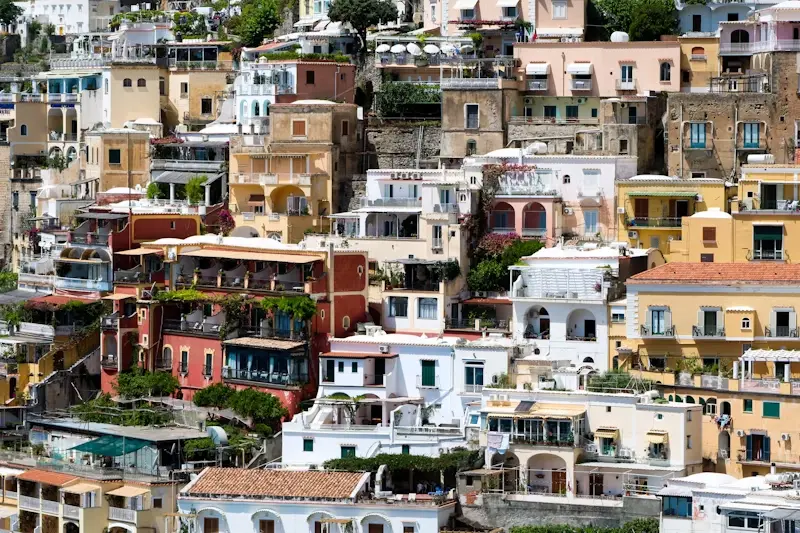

{"left": 62, "top": 504, "right": 81, "bottom": 519}
{"left": 19, "top": 495, "right": 39, "bottom": 511}
{"left": 440, "top": 78, "right": 501, "bottom": 89}
{"left": 108, "top": 507, "right": 137, "bottom": 523}
{"left": 41, "top": 499, "right": 60, "bottom": 515}
{"left": 527, "top": 79, "right": 548, "bottom": 91}
{"left": 616, "top": 79, "right": 636, "bottom": 91}
{"left": 570, "top": 79, "right": 592, "bottom": 91}
{"left": 416, "top": 375, "right": 440, "bottom": 389}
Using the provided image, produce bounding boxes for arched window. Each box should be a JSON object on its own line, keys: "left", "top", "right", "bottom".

{"left": 742, "top": 317, "right": 751, "bottom": 329}
{"left": 563, "top": 174, "right": 570, "bottom": 184}
{"left": 253, "top": 101, "right": 260, "bottom": 117}
{"left": 342, "top": 316, "right": 351, "bottom": 330}
{"left": 466, "top": 139, "right": 477, "bottom": 156}
{"left": 137, "top": 78, "right": 146, "bottom": 87}
{"left": 731, "top": 29, "right": 749, "bottom": 44}
{"left": 123, "top": 78, "right": 132, "bottom": 87}
{"left": 691, "top": 46, "right": 705, "bottom": 57}
{"left": 660, "top": 62, "right": 671, "bottom": 82}
{"left": 20, "top": 124, "right": 27, "bottom": 136}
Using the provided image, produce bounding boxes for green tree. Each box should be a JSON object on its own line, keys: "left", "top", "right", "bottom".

{"left": 377, "top": 83, "right": 440, "bottom": 117}
{"left": 466, "top": 260, "right": 505, "bottom": 293}
{"left": 193, "top": 383, "right": 236, "bottom": 409}
{"left": 114, "top": 368, "right": 179, "bottom": 399}
{"left": 227, "top": 388, "right": 287, "bottom": 428}
{"left": 238, "top": 0, "right": 281, "bottom": 47}
{"left": 172, "top": 11, "right": 207, "bottom": 37}
{"left": 0, "top": 272, "right": 17, "bottom": 293}
{"left": 146, "top": 182, "right": 162, "bottom": 200}
{"left": 628, "top": 0, "right": 679, "bottom": 41}
{"left": 0, "top": 0, "right": 22, "bottom": 25}
{"left": 47, "top": 153, "right": 68, "bottom": 173}
{"left": 328, "top": 0, "right": 397, "bottom": 52}
{"left": 185, "top": 175, "right": 207, "bottom": 205}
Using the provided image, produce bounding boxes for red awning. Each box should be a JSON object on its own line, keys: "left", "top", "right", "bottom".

{"left": 27, "top": 294, "right": 97, "bottom": 308}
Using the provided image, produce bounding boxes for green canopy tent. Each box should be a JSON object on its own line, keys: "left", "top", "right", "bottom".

{"left": 70, "top": 435, "right": 150, "bottom": 456}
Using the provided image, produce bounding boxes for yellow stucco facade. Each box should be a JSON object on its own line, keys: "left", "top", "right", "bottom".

{"left": 678, "top": 36, "right": 720, "bottom": 92}
{"left": 615, "top": 177, "right": 729, "bottom": 254}
{"left": 84, "top": 130, "right": 151, "bottom": 191}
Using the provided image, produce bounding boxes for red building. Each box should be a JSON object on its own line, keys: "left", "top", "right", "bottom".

{"left": 100, "top": 235, "right": 369, "bottom": 415}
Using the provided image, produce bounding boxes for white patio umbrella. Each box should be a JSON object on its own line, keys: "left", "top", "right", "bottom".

{"left": 440, "top": 43, "right": 457, "bottom": 54}
{"left": 460, "top": 43, "right": 474, "bottom": 52}
{"left": 390, "top": 44, "right": 407, "bottom": 53}
{"left": 423, "top": 44, "right": 440, "bottom": 54}
{"left": 407, "top": 42, "right": 423, "bottom": 56}
{"left": 375, "top": 44, "right": 391, "bottom": 53}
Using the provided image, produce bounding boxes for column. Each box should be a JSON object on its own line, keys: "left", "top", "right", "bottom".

{"left": 62, "top": 109, "right": 67, "bottom": 141}
{"left": 358, "top": 213, "right": 369, "bottom": 237}
{"left": 169, "top": 183, "right": 175, "bottom": 203}
{"left": 733, "top": 361, "right": 739, "bottom": 380}
{"left": 784, "top": 361, "right": 790, "bottom": 383}
{"left": 381, "top": 401, "right": 388, "bottom": 427}
{"left": 204, "top": 184, "right": 211, "bottom": 206}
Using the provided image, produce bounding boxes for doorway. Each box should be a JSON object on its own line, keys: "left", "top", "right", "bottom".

{"left": 589, "top": 473, "right": 604, "bottom": 496}
{"left": 552, "top": 471, "right": 567, "bottom": 494}
{"left": 585, "top": 320, "right": 596, "bottom": 339}
{"left": 675, "top": 200, "right": 690, "bottom": 218}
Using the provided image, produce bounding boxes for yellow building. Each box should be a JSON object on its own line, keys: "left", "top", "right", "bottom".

{"left": 84, "top": 129, "right": 152, "bottom": 193}
{"left": 616, "top": 175, "right": 729, "bottom": 254}
{"left": 668, "top": 164, "right": 800, "bottom": 262}
{"left": 678, "top": 35, "right": 720, "bottom": 93}
{"left": 16, "top": 468, "right": 177, "bottom": 533}
{"left": 228, "top": 100, "right": 359, "bottom": 243}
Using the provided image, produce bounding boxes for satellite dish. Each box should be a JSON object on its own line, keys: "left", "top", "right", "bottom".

{"left": 207, "top": 425, "right": 228, "bottom": 446}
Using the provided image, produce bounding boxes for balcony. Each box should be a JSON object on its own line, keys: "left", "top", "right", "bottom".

{"left": 747, "top": 249, "right": 785, "bottom": 261}
{"left": 765, "top": 326, "right": 799, "bottom": 338}
{"left": 616, "top": 79, "right": 636, "bottom": 91}
{"left": 108, "top": 506, "right": 138, "bottom": 524}
{"left": 155, "top": 358, "right": 172, "bottom": 370}
{"left": 101, "top": 313, "right": 119, "bottom": 329}
{"left": 101, "top": 354, "right": 118, "bottom": 368}
{"left": 508, "top": 115, "right": 599, "bottom": 126}
{"left": 62, "top": 504, "right": 81, "bottom": 519}
{"left": 446, "top": 318, "right": 509, "bottom": 332}
{"left": 19, "top": 495, "right": 40, "bottom": 511}
{"left": 440, "top": 78, "right": 502, "bottom": 89}
{"left": 54, "top": 277, "right": 112, "bottom": 292}
{"left": 416, "top": 375, "right": 440, "bottom": 389}
{"left": 527, "top": 79, "right": 548, "bottom": 91}
{"left": 168, "top": 59, "right": 234, "bottom": 70}
{"left": 639, "top": 325, "right": 676, "bottom": 337}
{"left": 222, "top": 367, "right": 308, "bottom": 387}
{"left": 570, "top": 78, "right": 592, "bottom": 91}
{"left": 521, "top": 228, "right": 547, "bottom": 238}
{"left": 360, "top": 198, "right": 422, "bottom": 208}
{"left": 163, "top": 319, "right": 223, "bottom": 338}
{"left": 577, "top": 187, "right": 603, "bottom": 199}
{"left": 627, "top": 217, "right": 682, "bottom": 228}
{"left": 692, "top": 325, "right": 726, "bottom": 338}
{"left": 203, "top": 364, "right": 212, "bottom": 377}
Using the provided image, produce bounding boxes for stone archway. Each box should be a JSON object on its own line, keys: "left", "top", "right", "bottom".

{"left": 527, "top": 453, "right": 568, "bottom": 495}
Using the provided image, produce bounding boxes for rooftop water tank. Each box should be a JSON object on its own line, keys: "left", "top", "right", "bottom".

{"left": 610, "top": 31, "right": 630, "bottom": 42}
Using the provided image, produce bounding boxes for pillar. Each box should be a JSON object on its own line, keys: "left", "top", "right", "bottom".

{"left": 732, "top": 361, "right": 739, "bottom": 380}
{"left": 169, "top": 183, "right": 175, "bottom": 203}
{"left": 381, "top": 401, "right": 388, "bottom": 427}
{"left": 204, "top": 184, "right": 211, "bottom": 206}
{"left": 784, "top": 362, "right": 790, "bottom": 383}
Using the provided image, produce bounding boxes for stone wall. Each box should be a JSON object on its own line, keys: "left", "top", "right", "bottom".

{"left": 364, "top": 122, "right": 441, "bottom": 169}
{"left": 461, "top": 494, "right": 662, "bottom": 531}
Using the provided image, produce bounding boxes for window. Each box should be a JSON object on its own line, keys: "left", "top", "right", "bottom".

{"left": 687, "top": 435, "right": 692, "bottom": 449}
{"left": 660, "top": 62, "right": 671, "bottom": 82}
{"left": 742, "top": 317, "right": 751, "bottom": 329}
{"left": 201, "top": 97, "right": 212, "bottom": 115}
{"left": 584, "top": 210, "right": 598, "bottom": 234}
{"left": 153, "top": 498, "right": 162, "bottom": 509}
{"left": 259, "top": 520, "right": 275, "bottom": 533}
{"left": 351, "top": 362, "right": 357, "bottom": 373}
{"left": 404, "top": 527, "right": 415, "bottom": 533}
{"left": 180, "top": 82, "right": 188, "bottom": 97}
{"left": 728, "top": 12, "right": 739, "bottom": 22}
{"left": 170, "top": 221, "right": 176, "bottom": 230}
{"left": 591, "top": 108, "right": 598, "bottom": 118}
{"left": 763, "top": 401, "right": 780, "bottom": 418}
{"left": 137, "top": 78, "right": 146, "bottom": 87}
{"left": 704, "top": 399, "right": 717, "bottom": 415}
{"left": 466, "top": 139, "right": 477, "bottom": 156}
{"left": 502, "top": 5, "right": 517, "bottom": 17}
{"left": 703, "top": 227, "right": 716, "bottom": 243}
{"left": 691, "top": 46, "right": 706, "bottom": 59}
{"left": 690, "top": 123, "right": 706, "bottom": 149}
{"left": 388, "top": 296, "right": 408, "bottom": 317}
{"left": 465, "top": 104, "right": 479, "bottom": 129}
{"left": 420, "top": 360, "right": 436, "bottom": 387}
{"left": 606, "top": 406, "right": 611, "bottom": 413}
{"left": 552, "top": 0, "right": 567, "bottom": 18}
{"left": 306, "top": 70, "right": 315, "bottom": 84}
{"left": 122, "top": 78, "right": 132, "bottom": 87}
{"left": 619, "top": 139, "right": 628, "bottom": 154}
{"left": 108, "top": 149, "right": 121, "bottom": 165}
{"left": 700, "top": 254, "right": 714, "bottom": 263}
{"left": 418, "top": 298, "right": 438, "bottom": 320}
{"left": 159, "top": 76, "right": 165, "bottom": 95}
{"left": 341, "top": 120, "right": 349, "bottom": 136}
{"left": 728, "top": 512, "right": 763, "bottom": 529}
{"left": 292, "top": 120, "right": 307, "bottom": 137}
{"left": 663, "top": 496, "right": 692, "bottom": 517}
{"left": 204, "top": 517, "right": 220, "bottom": 533}
{"left": 341, "top": 446, "right": 356, "bottom": 458}
{"left": 620, "top": 64, "right": 633, "bottom": 82}
{"left": 342, "top": 316, "right": 350, "bottom": 329}
{"left": 465, "top": 363, "right": 484, "bottom": 392}
{"left": 692, "top": 14, "right": 702, "bottom": 31}
{"left": 461, "top": 8, "right": 475, "bottom": 18}
{"left": 544, "top": 105, "right": 557, "bottom": 118}
{"left": 566, "top": 105, "right": 579, "bottom": 119}
{"left": 743, "top": 123, "right": 760, "bottom": 148}
{"left": 657, "top": 413, "right": 663, "bottom": 420}
{"left": 611, "top": 312, "right": 625, "bottom": 323}
{"left": 203, "top": 352, "right": 212, "bottom": 376}
{"left": 753, "top": 225, "right": 783, "bottom": 260}
{"left": 402, "top": 445, "right": 410, "bottom": 455}
{"left": 650, "top": 308, "right": 666, "bottom": 335}
{"left": 180, "top": 350, "right": 188, "bottom": 373}
{"left": 744, "top": 399, "right": 753, "bottom": 413}
{"left": 338, "top": 361, "right": 344, "bottom": 373}
{"left": 563, "top": 175, "right": 571, "bottom": 184}
{"left": 303, "top": 439, "right": 314, "bottom": 452}
{"left": 20, "top": 124, "right": 27, "bottom": 136}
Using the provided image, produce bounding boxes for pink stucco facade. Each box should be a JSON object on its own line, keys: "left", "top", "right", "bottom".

{"left": 515, "top": 41, "right": 682, "bottom": 97}
{"left": 430, "top": 0, "right": 585, "bottom": 37}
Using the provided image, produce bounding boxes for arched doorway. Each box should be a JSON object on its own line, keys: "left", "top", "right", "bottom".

{"left": 64, "top": 522, "right": 79, "bottom": 533}
{"left": 251, "top": 510, "right": 283, "bottom": 533}
{"left": 527, "top": 453, "right": 568, "bottom": 495}
{"left": 522, "top": 202, "right": 546, "bottom": 238}
{"left": 490, "top": 202, "right": 514, "bottom": 232}
{"left": 361, "top": 514, "right": 392, "bottom": 533}
{"left": 490, "top": 452, "right": 519, "bottom": 492}
{"left": 719, "top": 431, "right": 731, "bottom": 460}
{"left": 566, "top": 309, "right": 597, "bottom": 340}
{"left": 731, "top": 29, "right": 749, "bottom": 43}
{"left": 524, "top": 306, "right": 549, "bottom": 339}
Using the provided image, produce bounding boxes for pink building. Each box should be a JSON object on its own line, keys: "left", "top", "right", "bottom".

{"left": 514, "top": 40, "right": 681, "bottom": 97}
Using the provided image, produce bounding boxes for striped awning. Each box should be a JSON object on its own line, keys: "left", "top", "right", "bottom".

{"left": 594, "top": 427, "right": 619, "bottom": 439}
{"left": 628, "top": 191, "right": 698, "bottom": 197}
{"left": 646, "top": 430, "right": 669, "bottom": 444}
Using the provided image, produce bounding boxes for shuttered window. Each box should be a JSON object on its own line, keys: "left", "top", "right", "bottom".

{"left": 763, "top": 401, "right": 780, "bottom": 418}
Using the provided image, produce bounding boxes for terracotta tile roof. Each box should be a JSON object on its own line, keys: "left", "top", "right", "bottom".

{"left": 17, "top": 469, "right": 80, "bottom": 487}
{"left": 627, "top": 262, "right": 800, "bottom": 285}
{"left": 222, "top": 338, "right": 305, "bottom": 350}
{"left": 187, "top": 468, "right": 366, "bottom": 499}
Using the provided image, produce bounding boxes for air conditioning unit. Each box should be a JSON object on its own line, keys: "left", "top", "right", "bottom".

{"left": 736, "top": 429, "right": 746, "bottom": 437}
{"left": 524, "top": 97, "right": 534, "bottom": 104}
{"left": 563, "top": 207, "right": 574, "bottom": 215}
{"left": 783, "top": 433, "right": 791, "bottom": 441}
{"left": 379, "top": 345, "right": 390, "bottom": 354}
{"left": 628, "top": 230, "right": 639, "bottom": 239}
{"left": 617, "top": 207, "right": 626, "bottom": 214}
{"left": 696, "top": 194, "right": 704, "bottom": 202}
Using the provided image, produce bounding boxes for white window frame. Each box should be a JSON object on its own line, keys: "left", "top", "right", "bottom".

{"left": 552, "top": 0, "right": 567, "bottom": 19}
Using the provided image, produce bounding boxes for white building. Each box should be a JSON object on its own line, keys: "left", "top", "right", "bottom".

{"left": 178, "top": 467, "right": 456, "bottom": 533}
{"left": 14, "top": 0, "right": 118, "bottom": 38}
{"left": 510, "top": 244, "right": 662, "bottom": 372}
{"left": 468, "top": 386, "right": 703, "bottom": 504}
{"left": 281, "top": 331, "right": 512, "bottom": 466}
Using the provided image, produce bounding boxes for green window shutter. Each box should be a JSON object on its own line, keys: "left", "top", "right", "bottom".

{"left": 303, "top": 439, "right": 313, "bottom": 452}
{"left": 421, "top": 360, "right": 436, "bottom": 387}
{"left": 341, "top": 446, "right": 356, "bottom": 458}
{"left": 763, "top": 401, "right": 780, "bottom": 418}
{"left": 743, "top": 399, "right": 753, "bottom": 413}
